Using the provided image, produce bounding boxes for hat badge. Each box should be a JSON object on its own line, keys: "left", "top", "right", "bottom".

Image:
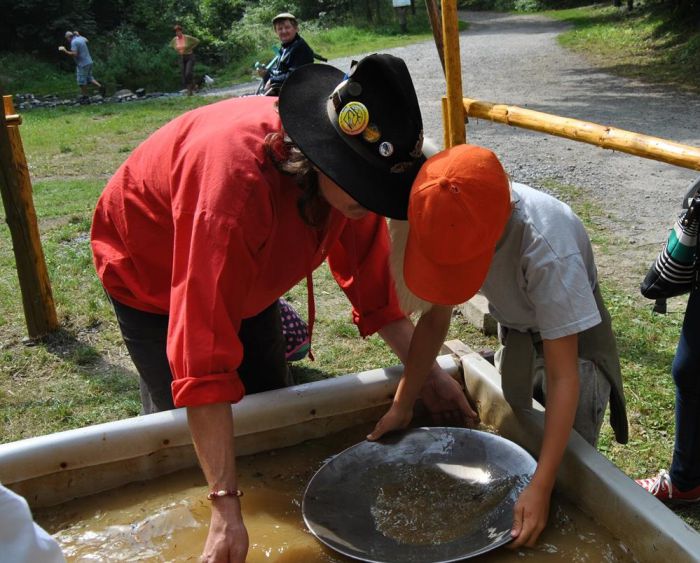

{"left": 379, "top": 141, "right": 394, "bottom": 157}
{"left": 338, "top": 101, "right": 369, "bottom": 136}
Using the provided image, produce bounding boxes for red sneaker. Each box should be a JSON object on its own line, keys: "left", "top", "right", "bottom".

{"left": 636, "top": 470, "right": 700, "bottom": 503}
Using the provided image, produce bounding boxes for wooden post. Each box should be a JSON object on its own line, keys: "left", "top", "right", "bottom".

{"left": 441, "top": 96, "right": 450, "bottom": 149}
{"left": 0, "top": 94, "right": 59, "bottom": 337}
{"left": 424, "top": 0, "right": 446, "bottom": 75}
{"left": 462, "top": 97, "right": 700, "bottom": 170}
{"left": 441, "top": 0, "right": 465, "bottom": 147}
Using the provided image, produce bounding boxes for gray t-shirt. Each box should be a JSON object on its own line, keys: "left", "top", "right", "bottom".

{"left": 70, "top": 36, "right": 92, "bottom": 67}
{"left": 480, "top": 183, "right": 601, "bottom": 340}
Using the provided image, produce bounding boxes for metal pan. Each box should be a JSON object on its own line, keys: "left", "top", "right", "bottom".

{"left": 302, "top": 427, "right": 536, "bottom": 563}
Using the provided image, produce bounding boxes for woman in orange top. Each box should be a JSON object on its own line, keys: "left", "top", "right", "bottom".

{"left": 170, "top": 24, "right": 200, "bottom": 95}
{"left": 91, "top": 54, "right": 477, "bottom": 562}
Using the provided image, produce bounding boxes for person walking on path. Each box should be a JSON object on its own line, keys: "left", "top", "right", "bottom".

{"left": 170, "top": 25, "right": 199, "bottom": 96}
{"left": 58, "top": 31, "right": 105, "bottom": 99}
{"left": 91, "top": 54, "right": 476, "bottom": 561}
{"left": 257, "top": 12, "right": 315, "bottom": 96}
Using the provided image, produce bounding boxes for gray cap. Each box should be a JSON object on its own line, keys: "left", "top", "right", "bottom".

{"left": 65, "top": 31, "right": 74, "bottom": 38}
{"left": 272, "top": 12, "right": 297, "bottom": 25}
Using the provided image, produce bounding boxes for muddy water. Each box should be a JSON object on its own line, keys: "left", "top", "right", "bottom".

{"left": 36, "top": 426, "right": 637, "bottom": 563}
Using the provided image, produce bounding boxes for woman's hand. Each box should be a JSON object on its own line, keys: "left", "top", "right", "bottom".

{"left": 367, "top": 403, "right": 413, "bottom": 441}
{"left": 419, "top": 369, "right": 479, "bottom": 427}
{"left": 508, "top": 481, "right": 551, "bottom": 549}
{"left": 200, "top": 497, "right": 249, "bottom": 562}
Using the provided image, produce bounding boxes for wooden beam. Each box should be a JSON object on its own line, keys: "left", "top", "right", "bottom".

{"left": 0, "top": 94, "right": 59, "bottom": 337}
{"left": 441, "top": 0, "right": 465, "bottom": 146}
{"left": 462, "top": 97, "right": 700, "bottom": 171}
{"left": 424, "top": 0, "right": 446, "bottom": 75}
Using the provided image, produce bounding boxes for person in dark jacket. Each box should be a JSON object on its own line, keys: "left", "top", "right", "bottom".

{"left": 258, "top": 12, "right": 314, "bottom": 95}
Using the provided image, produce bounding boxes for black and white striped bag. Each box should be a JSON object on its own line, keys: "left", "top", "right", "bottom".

{"left": 641, "top": 193, "right": 700, "bottom": 299}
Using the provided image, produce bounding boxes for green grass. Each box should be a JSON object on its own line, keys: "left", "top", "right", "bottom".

{"left": 542, "top": 179, "right": 700, "bottom": 530}
{"left": 546, "top": 5, "right": 700, "bottom": 92}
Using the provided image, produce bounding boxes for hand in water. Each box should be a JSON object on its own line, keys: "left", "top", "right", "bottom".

{"left": 508, "top": 482, "right": 550, "bottom": 549}
{"left": 200, "top": 499, "right": 249, "bottom": 563}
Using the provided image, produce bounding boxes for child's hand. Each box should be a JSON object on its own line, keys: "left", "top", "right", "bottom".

{"left": 367, "top": 404, "right": 413, "bottom": 441}
{"left": 508, "top": 481, "right": 551, "bottom": 549}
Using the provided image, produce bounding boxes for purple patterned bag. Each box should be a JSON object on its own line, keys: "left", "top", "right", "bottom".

{"left": 279, "top": 298, "right": 310, "bottom": 361}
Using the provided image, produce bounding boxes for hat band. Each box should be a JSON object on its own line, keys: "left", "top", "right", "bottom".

{"left": 325, "top": 98, "right": 413, "bottom": 174}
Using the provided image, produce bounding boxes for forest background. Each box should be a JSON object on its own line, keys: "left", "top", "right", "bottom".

{"left": 2, "top": 0, "right": 700, "bottom": 98}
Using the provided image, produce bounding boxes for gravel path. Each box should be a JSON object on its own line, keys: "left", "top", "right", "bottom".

{"left": 213, "top": 11, "right": 700, "bottom": 292}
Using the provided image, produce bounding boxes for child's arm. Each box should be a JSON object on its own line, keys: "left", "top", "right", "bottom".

{"left": 368, "top": 304, "right": 454, "bottom": 440}
{"left": 509, "top": 333, "right": 579, "bottom": 548}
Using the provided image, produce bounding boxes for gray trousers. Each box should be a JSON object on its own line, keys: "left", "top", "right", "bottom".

{"left": 496, "top": 344, "right": 611, "bottom": 446}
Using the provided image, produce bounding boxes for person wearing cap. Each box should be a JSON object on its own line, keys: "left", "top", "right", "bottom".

{"left": 170, "top": 24, "right": 200, "bottom": 96}
{"left": 58, "top": 31, "right": 105, "bottom": 99}
{"left": 257, "top": 13, "right": 315, "bottom": 95}
{"left": 90, "top": 53, "right": 476, "bottom": 561}
{"left": 367, "top": 144, "right": 628, "bottom": 548}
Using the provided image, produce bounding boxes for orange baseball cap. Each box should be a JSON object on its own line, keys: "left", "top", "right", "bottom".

{"left": 404, "top": 144, "right": 512, "bottom": 305}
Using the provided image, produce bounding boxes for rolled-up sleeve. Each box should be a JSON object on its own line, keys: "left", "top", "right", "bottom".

{"left": 326, "top": 214, "right": 405, "bottom": 337}
{"left": 169, "top": 211, "right": 263, "bottom": 407}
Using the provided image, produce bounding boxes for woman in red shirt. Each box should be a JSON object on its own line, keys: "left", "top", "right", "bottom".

{"left": 91, "top": 54, "right": 476, "bottom": 562}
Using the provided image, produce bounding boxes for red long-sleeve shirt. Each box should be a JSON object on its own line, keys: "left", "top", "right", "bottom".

{"left": 91, "top": 96, "right": 404, "bottom": 407}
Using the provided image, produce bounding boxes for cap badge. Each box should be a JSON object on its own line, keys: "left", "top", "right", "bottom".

{"left": 338, "top": 101, "right": 369, "bottom": 136}
{"left": 391, "top": 161, "right": 414, "bottom": 173}
{"left": 379, "top": 141, "right": 394, "bottom": 157}
{"left": 410, "top": 131, "right": 425, "bottom": 159}
{"left": 362, "top": 123, "right": 381, "bottom": 143}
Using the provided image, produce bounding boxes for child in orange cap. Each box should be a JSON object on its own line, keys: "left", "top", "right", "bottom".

{"left": 367, "top": 143, "right": 628, "bottom": 549}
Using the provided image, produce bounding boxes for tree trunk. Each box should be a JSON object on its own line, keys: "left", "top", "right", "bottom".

{"left": 397, "top": 7, "right": 407, "bottom": 33}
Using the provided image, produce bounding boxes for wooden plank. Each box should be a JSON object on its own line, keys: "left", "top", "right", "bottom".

{"left": 0, "top": 94, "right": 58, "bottom": 336}
{"left": 3, "top": 96, "right": 21, "bottom": 126}
{"left": 424, "top": 0, "right": 446, "bottom": 75}
{"left": 463, "top": 97, "right": 700, "bottom": 171}
{"left": 441, "top": 0, "right": 465, "bottom": 146}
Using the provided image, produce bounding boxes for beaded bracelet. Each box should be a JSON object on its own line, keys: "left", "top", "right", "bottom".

{"left": 207, "top": 489, "right": 244, "bottom": 501}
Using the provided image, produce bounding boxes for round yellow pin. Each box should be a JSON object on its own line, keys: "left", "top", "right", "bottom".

{"left": 338, "top": 102, "right": 369, "bottom": 136}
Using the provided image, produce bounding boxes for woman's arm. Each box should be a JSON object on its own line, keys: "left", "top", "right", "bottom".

{"left": 188, "top": 403, "right": 248, "bottom": 563}
{"left": 368, "top": 307, "right": 477, "bottom": 439}
{"left": 509, "top": 333, "right": 579, "bottom": 548}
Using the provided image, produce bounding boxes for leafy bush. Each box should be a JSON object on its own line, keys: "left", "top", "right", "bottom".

{"left": 98, "top": 27, "right": 180, "bottom": 92}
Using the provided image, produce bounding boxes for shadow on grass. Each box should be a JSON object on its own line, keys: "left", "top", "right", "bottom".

{"left": 290, "top": 364, "right": 336, "bottom": 385}
{"left": 36, "top": 327, "right": 140, "bottom": 401}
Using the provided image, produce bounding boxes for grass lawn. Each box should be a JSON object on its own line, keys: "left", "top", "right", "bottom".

{"left": 1, "top": 4, "right": 698, "bottom": 534}
{"left": 547, "top": 4, "right": 700, "bottom": 92}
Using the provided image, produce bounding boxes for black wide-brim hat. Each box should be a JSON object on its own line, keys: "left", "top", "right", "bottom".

{"left": 278, "top": 54, "right": 425, "bottom": 220}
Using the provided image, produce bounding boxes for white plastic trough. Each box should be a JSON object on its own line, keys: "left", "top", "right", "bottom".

{"left": 0, "top": 341, "right": 699, "bottom": 562}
